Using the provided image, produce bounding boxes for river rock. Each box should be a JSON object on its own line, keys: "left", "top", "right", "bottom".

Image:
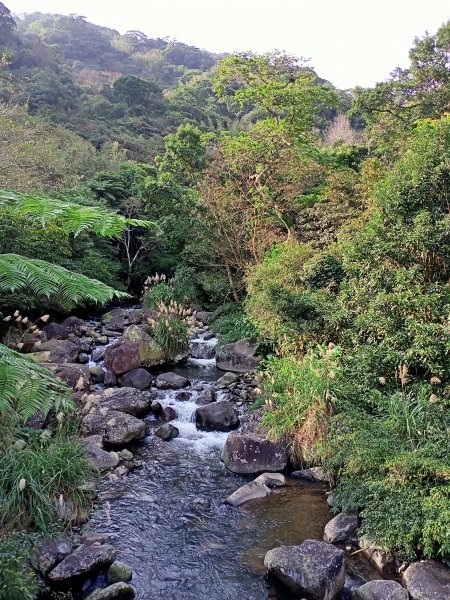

{"left": 195, "top": 388, "right": 216, "bottom": 405}
{"left": 53, "top": 363, "right": 91, "bottom": 392}
{"left": 291, "top": 467, "right": 328, "bottom": 482}
{"left": 43, "top": 322, "right": 70, "bottom": 340}
{"left": 122, "top": 325, "right": 165, "bottom": 366}
{"left": 254, "top": 472, "right": 286, "bottom": 487}
{"left": 48, "top": 544, "right": 117, "bottom": 581}
{"left": 78, "top": 352, "right": 89, "bottom": 364}
{"left": 119, "top": 368, "right": 152, "bottom": 390}
{"left": 151, "top": 400, "right": 163, "bottom": 417}
{"left": 190, "top": 341, "right": 216, "bottom": 360}
{"left": 127, "top": 309, "right": 144, "bottom": 325}
{"left": 62, "top": 316, "right": 88, "bottom": 333}
{"left": 95, "top": 388, "right": 152, "bottom": 417}
{"left": 103, "top": 342, "right": 140, "bottom": 376}
{"left": 35, "top": 536, "right": 73, "bottom": 575}
{"left": 216, "top": 372, "right": 240, "bottom": 387}
{"left": 155, "top": 423, "right": 179, "bottom": 441}
{"left": 195, "top": 401, "right": 239, "bottom": 432}
{"left": 90, "top": 366, "right": 105, "bottom": 383}
{"left": 264, "top": 540, "right": 345, "bottom": 600}
{"left": 85, "top": 582, "right": 136, "bottom": 600}
{"left": 351, "top": 580, "right": 409, "bottom": 600}
{"left": 107, "top": 560, "right": 133, "bottom": 583}
{"left": 30, "top": 338, "right": 80, "bottom": 363}
{"left": 104, "top": 371, "right": 117, "bottom": 387}
{"left": 155, "top": 372, "right": 190, "bottom": 389}
{"left": 175, "top": 391, "right": 192, "bottom": 401}
{"left": 225, "top": 481, "right": 272, "bottom": 506}
{"left": 324, "top": 512, "right": 360, "bottom": 543}
{"left": 82, "top": 410, "right": 146, "bottom": 445}
{"left": 222, "top": 432, "right": 287, "bottom": 474}
{"left": 84, "top": 444, "right": 120, "bottom": 471}
{"left": 216, "top": 338, "right": 262, "bottom": 373}
{"left": 403, "top": 560, "right": 450, "bottom": 600}
{"left": 162, "top": 406, "right": 177, "bottom": 422}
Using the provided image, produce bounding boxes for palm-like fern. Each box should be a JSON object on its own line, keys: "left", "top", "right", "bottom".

{"left": 0, "top": 189, "right": 153, "bottom": 237}
{"left": 0, "top": 344, "right": 73, "bottom": 423}
{"left": 0, "top": 254, "right": 129, "bottom": 309}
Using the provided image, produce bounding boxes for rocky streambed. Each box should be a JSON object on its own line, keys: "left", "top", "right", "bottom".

{"left": 22, "top": 307, "right": 450, "bottom": 600}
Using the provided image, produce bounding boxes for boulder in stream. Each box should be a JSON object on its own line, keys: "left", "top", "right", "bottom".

{"left": 195, "top": 400, "right": 239, "bottom": 432}
{"left": 119, "top": 368, "right": 152, "bottom": 390}
{"left": 323, "top": 512, "right": 360, "bottom": 543}
{"left": 155, "top": 372, "right": 190, "bottom": 389}
{"left": 403, "top": 560, "right": 450, "bottom": 600}
{"left": 264, "top": 539, "right": 345, "bottom": 600}
{"left": 82, "top": 410, "right": 146, "bottom": 445}
{"left": 216, "top": 338, "right": 262, "bottom": 373}
{"left": 190, "top": 341, "right": 216, "bottom": 360}
{"left": 47, "top": 543, "right": 117, "bottom": 581}
{"left": 222, "top": 432, "right": 287, "bottom": 474}
{"left": 351, "top": 580, "right": 409, "bottom": 600}
{"left": 94, "top": 387, "right": 152, "bottom": 417}
{"left": 162, "top": 406, "right": 177, "bottom": 422}
{"left": 85, "top": 582, "right": 136, "bottom": 600}
{"left": 107, "top": 560, "right": 133, "bottom": 583}
{"left": 29, "top": 338, "right": 80, "bottom": 363}
{"left": 34, "top": 536, "right": 73, "bottom": 575}
{"left": 155, "top": 423, "right": 179, "bottom": 441}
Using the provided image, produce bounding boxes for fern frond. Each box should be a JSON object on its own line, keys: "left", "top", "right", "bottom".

{"left": 0, "top": 254, "right": 130, "bottom": 309}
{"left": 0, "top": 344, "right": 73, "bottom": 423}
{"left": 0, "top": 189, "right": 154, "bottom": 238}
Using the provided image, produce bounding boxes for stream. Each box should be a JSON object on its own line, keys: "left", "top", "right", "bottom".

{"left": 81, "top": 351, "right": 378, "bottom": 599}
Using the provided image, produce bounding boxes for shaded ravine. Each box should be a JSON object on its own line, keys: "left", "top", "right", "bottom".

{"left": 83, "top": 359, "right": 377, "bottom": 599}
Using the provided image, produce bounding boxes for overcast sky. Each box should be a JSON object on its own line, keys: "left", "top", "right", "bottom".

{"left": 7, "top": 0, "right": 450, "bottom": 89}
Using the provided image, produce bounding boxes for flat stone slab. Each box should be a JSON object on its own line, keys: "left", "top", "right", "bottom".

{"left": 155, "top": 372, "right": 190, "bottom": 389}
{"left": 48, "top": 544, "right": 117, "bottom": 581}
{"left": 264, "top": 539, "right": 345, "bottom": 600}
{"left": 403, "top": 560, "right": 450, "bottom": 600}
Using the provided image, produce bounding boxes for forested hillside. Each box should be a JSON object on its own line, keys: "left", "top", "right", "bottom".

{"left": 0, "top": 2, "right": 449, "bottom": 598}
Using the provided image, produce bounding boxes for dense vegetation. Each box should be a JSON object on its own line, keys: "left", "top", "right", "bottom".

{"left": 0, "top": 2, "right": 449, "bottom": 595}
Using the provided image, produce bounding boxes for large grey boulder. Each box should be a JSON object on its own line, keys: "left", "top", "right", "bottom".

{"left": 155, "top": 372, "right": 190, "bottom": 389}
{"left": 48, "top": 544, "right": 117, "bottom": 581}
{"left": 85, "top": 582, "right": 136, "bottom": 600}
{"left": 34, "top": 537, "right": 73, "bottom": 575}
{"left": 216, "top": 338, "right": 262, "bottom": 373}
{"left": 222, "top": 432, "right": 287, "bottom": 474}
{"left": 403, "top": 560, "right": 450, "bottom": 600}
{"left": 52, "top": 363, "right": 91, "bottom": 392}
{"left": 84, "top": 444, "right": 120, "bottom": 471}
{"left": 351, "top": 580, "right": 409, "bottom": 600}
{"left": 155, "top": 423, "right": 179, "bottom": 441}
{"left": 264, "top": 540, "right": 345, "bottom": 599}
{"left": 82, "top": 410, "right": 146, "bottom": 445}
{"left": 195, "top": 401, "right": 239, "bottom": 432}
{"left": 30, "top": 338, "right": 80, "bottom": 363}
{"left": 216, "top": 372, "right": 240, "bottom": 387}
{"left": 104, "top": 342, "right": 140, "bottom": 375}
{"left": 225, "top": 473, "right": 285, "bottom": 507}
{"left": 324, "top": 512, "right": 360, "bottom": 543}
{"left": 118, "top": 368, "right": 152, "bottom": 390}
{"left": 94, "top": 387, "right": 152, "bottom": 417}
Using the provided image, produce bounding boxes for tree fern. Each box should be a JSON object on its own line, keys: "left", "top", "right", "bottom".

{"left": 0, "top": 189, "right": 153, "bottom": 238}
{"left": 0, "top": 344, "right": 73, "bottom": 423}
{"left": 0, "top": 254, "right": 129, "bottom": 309}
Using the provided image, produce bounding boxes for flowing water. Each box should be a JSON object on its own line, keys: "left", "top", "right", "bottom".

{"left": 83, "top": 336, "right": 377, "bottom": 599}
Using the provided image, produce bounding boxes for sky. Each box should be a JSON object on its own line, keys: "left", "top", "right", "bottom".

{"left": 7, "top": 0, "right": 450, "bottom": 89}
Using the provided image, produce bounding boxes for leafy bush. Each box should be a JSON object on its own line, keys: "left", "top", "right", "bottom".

{"left": 0, "top": 431, "right": 94, "bottom": 531}
{"left": 142, "top": 283, "right": 174, "bottom": 309}
{"left": 0, "top": 533, "right": 40, "bottom": 600}
{"left": 172, "top": 264, "right": 201, "bottom": 305}
{"left": 151, "top": 317, "right": 189, "bottom": 359}
{"left": 210, "top": 302, "right": 257, "bottom": 345}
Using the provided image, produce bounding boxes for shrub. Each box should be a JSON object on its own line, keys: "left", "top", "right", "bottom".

{"left": 0, "top": 533, "right": 40, "bottom": 600}
{"left": 142, "top": 283, "right": 174, "bottom": 309}
{"left": 210, "top": 302, "right": 257, "bottom": 345}
{"left": 151, "top": 317, "right": 189, "bottom": 360}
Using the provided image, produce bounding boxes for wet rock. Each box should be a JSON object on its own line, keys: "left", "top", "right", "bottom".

{"left": 84, "top": 444, "right": 120, "bottom": 471}
{"left": 195, "top": 401, "right": 239, "bottom": 432}
{"left": 162, "top": 406, "right": 177, "bottom": 422}
{"left": 190, "top": 341, "right": 216, "bottom": 360}
{"left": 351, "top": 580, "right": 409, "bottom": 600}
{"left": 264, "top": 540, "right": 345, "bottom": 600}
{"left": 155, "top": 423, "right": 180, "bottom": 441}
{"left": 85, "top": 582, "right": 136, "bottom": 600}
{"left": 358, "top": 538, "right": 396, "bottom": 577}
{"left": 222, "top": 432, "right": 287, "bottom": 474}
{"left": 216, "top": 372, "right": 240, "bottom": 387}
{"left": 254, "top": 472, "right": 286, "bottom": 487}
{"left": 103, "top": 342, "right": 141, "bottom": 376}
{"left": 117, "top": 448, "right": 134, "bottom": 461}
{"left": 175, "top": 391, "right": 192, "bottom": 401}
{"left": 78, "top": 352, "right": 89, "bottom": 364}
{"left": 34, "top": 536, "right": 73, "bottom": 575}
{"left": 43, "top": 322, "right": 70, "bottom": 340}
{"left": 92, "top": 347, "right": 107, "bottom": 362}
{"left": 95, "top": 335, "right": 109, "bottom": 345}
{"left": 291, "top": 467, "right": 328, "bottom": 482}
{"left": 203, "top": 332, "right": 215, "bottom": 341}
{"left": 119, "top": 368, "right": 152, "bottom": 390}
{"left": 102, "top": 317, "right": 127, "bottom": 333}
{"left": 53, "top": 363, "right": 91, "bottom": 392}
{"left": 76, "top": 336, "right": 93, "bottom": 353}
{"left": 127, "top": 309, "right": 144, "bottom": 325}
{"left": 216, "top": 338, "right": 262, "bottom": 373}
{"left": 155, "top": 372, "right": 190, "bottom": 389}
{"left": 104, "top": 371, "right": 117, "bottom": 387}
{"left": 30, "top": 338, "right": 80, "bottom": 363}
{"left": 62, "top": 316, "right": 88, "bottom": 333}
{"left": 95, "top": 388, "right": 152, "bottom": 417}
{"left": 225, "top": 480, "right": 272, "bottom": 506}
{"left": 82, "top": 411, "right": 146, "bottom": 445}
{"left": 324, "top": 512, "right": 360, "bottom": 543}
{"left": 107, "top": 560, "right": 133, "bottom": 584}
{"left": 194, "top": 388, "right": 216, "bottom": 405}
{"left": 403, "top": 560, "right": 450, "bottom": 600}
{"left": 122, "top": 325, "right": 165, "bottom": 368}
{"left": 90, "top": 366, "right": 105, "bottom": 383}
{"left": 150, "top": 400, "right": 163, "bottom": 416}
{"left": 48, "top": 544, "right": 117, "bottom": 581}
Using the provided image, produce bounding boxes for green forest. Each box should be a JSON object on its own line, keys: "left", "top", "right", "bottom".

{"left": 0, "top": 3, "right": 449, "bottom": 598}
